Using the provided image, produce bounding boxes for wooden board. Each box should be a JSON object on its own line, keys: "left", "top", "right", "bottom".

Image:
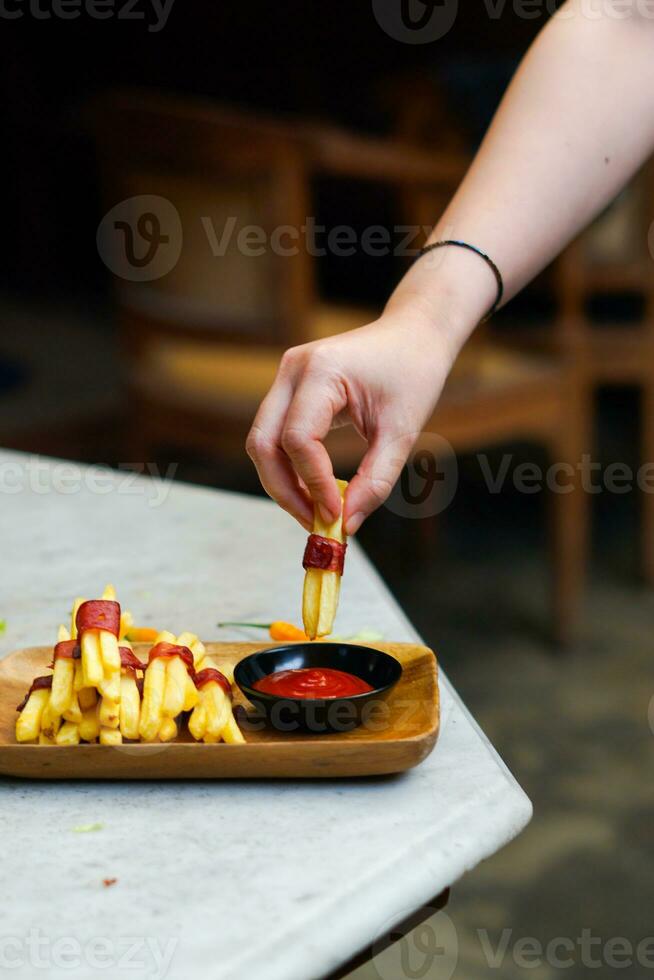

{"left": 0, "top": 642, "right": 439, "bottom": 779}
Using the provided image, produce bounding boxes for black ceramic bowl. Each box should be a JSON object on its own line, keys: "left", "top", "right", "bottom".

{"left": 234, "top": 642, "right": 403, "bottom": 734}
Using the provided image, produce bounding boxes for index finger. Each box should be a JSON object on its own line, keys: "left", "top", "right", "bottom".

{"left": 280, "top": 377, "right": 346, "bottom": 524}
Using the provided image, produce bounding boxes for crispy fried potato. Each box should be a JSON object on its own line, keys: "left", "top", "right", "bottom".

{"left": 99, "top": 727, "right": 123, "bottom": 745}
{"left": 157, "top": 716, "right": 178, "bottom": 742}
{"left": 70, "top": 597, "right": 86, "bottom": 641}
{"left": 50, "top": 656, "right": 75, "bottom": 716}
{"left": 302, "top": 479, "right": 348, "bottom": 639}
{"left": 40, "top": 699, "right": 61, "bottom": 740}
{"left": 63, "top": 693, "right": 83, "bottom": 725}
{"left": 119, "top": 673, "right": 141, "bottom": 741}
{"left": 81, "top": 631, "right": 103, "bottom": 688}
{"left": 139, "top": 657, "right": 166, "bottom": 742}
{"left": 78, "top": 687, "right": 97, "bottom": 711}
{"left": 204, "top": 683, "right": 232, "bottom": 740}
{"left": 98, "top": 696, "right": 120, "bottom": 729}
{"left": 56, "top": 721, "right": 80, "bottom": 745}
{"left": 222, "top": 714, "right": 246, "bottom": 744}
{"left": 162, "top": 655, "right": 188, "bottom": 718}
{"left": 16, "top": 689, "right": 50, "bottom": 742}
{"left": 188, "top": 702, "right": 207, "bottom": 741}
{"left": 79, "top": 707, "right": 101, "bottom": 742}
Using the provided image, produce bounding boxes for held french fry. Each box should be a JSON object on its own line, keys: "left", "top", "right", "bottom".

{"left": 302, "top": 479, "right": 348, "bottom": 639}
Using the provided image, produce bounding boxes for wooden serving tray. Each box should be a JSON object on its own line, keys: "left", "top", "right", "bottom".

{"left": 0, "top": 642, "right": 439, "bottom": 779}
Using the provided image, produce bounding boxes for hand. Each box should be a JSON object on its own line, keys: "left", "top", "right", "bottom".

{"left": 246, "top": 302, "right": 461, "bottom": 535}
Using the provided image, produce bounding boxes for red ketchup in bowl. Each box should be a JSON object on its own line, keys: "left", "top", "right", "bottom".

{"left": 252, "top": 667, "right": 374, "bottom": 699}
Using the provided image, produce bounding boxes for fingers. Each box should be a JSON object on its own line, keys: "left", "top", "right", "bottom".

{"left": 279, "top": 378, "right": 346, "bottom": 524}
{"left": 246, "top": 370, "right": 314, "bottom": 530}
{"left": 247, "top": 425, "right": 314, "bottom": 531}
{"left": 247, "top": 347, "right": 345, "bottom": 528}
{"left": 344, "top": 430, "right": 416, "bottom": 535}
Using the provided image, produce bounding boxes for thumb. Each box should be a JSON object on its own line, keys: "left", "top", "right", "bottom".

{"left": 344, "top": 429, "right": 417, "bottom": 535}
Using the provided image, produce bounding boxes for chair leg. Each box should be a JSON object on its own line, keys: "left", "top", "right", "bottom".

{"left": 641, "top": 380, "right": 654, "bottom": 586}
{"left": 548, "top": 383, "right": 593, "bottom": 647}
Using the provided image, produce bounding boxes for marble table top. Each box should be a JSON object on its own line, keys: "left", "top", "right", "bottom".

{"left": 0, "top": 450, "right": 532, "bottom": 980}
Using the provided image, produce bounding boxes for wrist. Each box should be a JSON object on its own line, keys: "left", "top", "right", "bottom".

{"left": 386, "top": 241, "right": 499, "bottom": 354}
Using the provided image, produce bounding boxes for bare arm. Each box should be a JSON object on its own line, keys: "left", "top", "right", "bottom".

{"left": 248, "top": 1, "right": 654, "bottom": 532}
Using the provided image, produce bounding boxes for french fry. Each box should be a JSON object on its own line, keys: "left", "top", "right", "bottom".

{"left": 80, "top": 631, "right": 103, "bottom": 688}
{"left": 203, "top": 681, "right": 232, "bottom": 740}
{"left": 222, "top": 714, "right": 246, "bottom": 744}
{"left": 38, "top": 733, "right": 55, "bottom": 745}
{"left": 79, "top": 707, "right": 100, "bottom": 742}
{"left": 55, "top": 721, "right": 80, "bottom": 745}
{"left": 74, "top": 661, "right": 85, "bottom": 692}
{"left": 79, "top": 687, "right": 97, "bottom": 711}
{"left": 162, "top": 655, "right": 189, "bottom": 718}
{"left": 119, "top": 672, "right": 141, "bottom": 741}
{"left": 302, "top": 479, "right": 348, "bottom": 639}
{"left": 16, "top": 688, "right": 50, "bottom": 743}
{"left": 98, "top": 696, "right": 120, "bottom": 729}
{"left": 188, "top": 702, "right": 207, "bottom": 741}
{"left": 50, "top": 656, "right": 75, "bottom": 716}
{"left": 139, "top": 656, "right": 166, "bottom": 742}
{"left": 99, "top": 727, "right": 122, "bottom": 746}
{"left": 70, "top": 597, "right": 86, "bottom": 640}
{"left": 158, "top": 717, "right": 178, "bottom": 742}
{"left": 63, "top": 693, "right": 83, "bottom": 725}
{"left": 40, "top": 698, "right": 61, "bottom": 740}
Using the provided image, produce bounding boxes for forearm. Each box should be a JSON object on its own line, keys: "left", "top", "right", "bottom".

{"left": 390, "top": 0, "right": 654, "bottom": 348}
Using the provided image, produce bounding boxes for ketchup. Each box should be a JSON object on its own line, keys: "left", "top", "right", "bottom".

{"left": 253, "top": 667, "right": 373, "bottom": 699}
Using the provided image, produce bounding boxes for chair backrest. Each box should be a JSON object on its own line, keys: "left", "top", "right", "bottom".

{"left": 91, "top": 90, "right": 315, "bottom": 350}
{"left": 553, "top": 161, "right": 654, "bottom": 337}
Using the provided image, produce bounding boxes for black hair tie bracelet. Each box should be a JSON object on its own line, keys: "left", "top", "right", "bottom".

{"left": 415, "top": 240, "right": 504, "bottom": 323}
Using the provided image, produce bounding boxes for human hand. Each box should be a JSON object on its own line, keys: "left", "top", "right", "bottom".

{"left": 246, "top": 299, "right": 464, "bottom": 535}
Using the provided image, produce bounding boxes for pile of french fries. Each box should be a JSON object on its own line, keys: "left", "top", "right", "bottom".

{"left": 302, "top": 479, "right": 348, "bottom": 639}
{"left": 15, "top": 585, "right": 244, "bottom": 746}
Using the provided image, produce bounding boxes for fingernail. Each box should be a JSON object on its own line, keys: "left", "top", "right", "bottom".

{"left": 345, "top": 512, "right": 364, "bottom": 535}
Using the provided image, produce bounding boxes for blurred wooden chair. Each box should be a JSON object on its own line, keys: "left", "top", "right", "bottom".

{"left": 395, "top": 185, "right": 591, "bottom": 645}
{"left": 500, "top": 163, "right": 654, "bottom": 583}
{"left": 91, "top": 91, "right": 376, "bottom": 464}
